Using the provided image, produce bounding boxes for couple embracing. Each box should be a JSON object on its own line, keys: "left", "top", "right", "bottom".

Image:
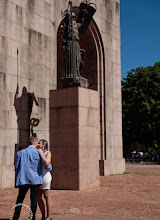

{"left": 13, "top": 136, "right": 52, "bottom": 220}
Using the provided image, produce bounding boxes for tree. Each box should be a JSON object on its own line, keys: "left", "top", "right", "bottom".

{"left": 122, "top": 62, "right": 160, "bottom": 156}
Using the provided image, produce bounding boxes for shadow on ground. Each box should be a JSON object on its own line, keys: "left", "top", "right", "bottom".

{"left": 0, "top": 219, "right": 10, "bottom": 220}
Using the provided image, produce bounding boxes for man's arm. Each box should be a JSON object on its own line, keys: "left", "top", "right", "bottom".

{"left": 15, "top": 152, "right": 21, "bottom": 176}
{"left": 46, "top": 163, "right": 52, "bottom": 171}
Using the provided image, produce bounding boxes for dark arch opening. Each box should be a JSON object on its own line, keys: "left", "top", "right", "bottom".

{"left": 57, "top": 9, "right": 106, "bottom": 160}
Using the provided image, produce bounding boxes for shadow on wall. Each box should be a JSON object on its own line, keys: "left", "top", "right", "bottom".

{"left": 14, "top": 84, "right": 40, "bottom": 157}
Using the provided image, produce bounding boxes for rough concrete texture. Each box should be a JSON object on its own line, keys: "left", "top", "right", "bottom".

{"left": 0, "top": 0, "right": 57, "bottom": 188}
{"left": 100, "top": 158, "right": 125, "bottom": 176}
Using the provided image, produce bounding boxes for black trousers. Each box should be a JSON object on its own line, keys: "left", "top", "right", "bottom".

{"left": 13, "top": 184, "right": 40, "bottom": 220}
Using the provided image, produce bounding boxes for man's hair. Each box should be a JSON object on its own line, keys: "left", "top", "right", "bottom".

{"left": 29, "top": 136, "right": 38, "bottom": 145}
{"left": 39, "top": 139, "right": 48, "bottom": 151}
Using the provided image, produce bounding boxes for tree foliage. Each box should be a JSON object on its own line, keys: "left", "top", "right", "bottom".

{"left": 122, "top": 62, "right": 160, "bottom": 155}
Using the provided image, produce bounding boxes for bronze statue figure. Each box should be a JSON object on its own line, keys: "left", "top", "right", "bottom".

{"left": 61, "top": 0, "right": 96, "bottom": 88}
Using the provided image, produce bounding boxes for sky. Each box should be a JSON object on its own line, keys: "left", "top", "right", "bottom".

{"left": 120, "top": 0, "right": 160, "bottom": 80}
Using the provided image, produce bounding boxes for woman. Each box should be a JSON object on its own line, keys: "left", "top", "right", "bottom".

{"left": 37, "top": 139, "right": 52, "bottom": 220}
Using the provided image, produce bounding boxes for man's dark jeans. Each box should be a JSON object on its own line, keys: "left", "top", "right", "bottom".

{"left": 13, "top": 184, "right": 40, "bottom": 220}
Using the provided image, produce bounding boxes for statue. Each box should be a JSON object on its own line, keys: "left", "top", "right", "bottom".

{"left": 61, "top": 0, "right": 96, "bottom": 88}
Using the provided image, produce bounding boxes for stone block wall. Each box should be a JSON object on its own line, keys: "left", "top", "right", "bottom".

{"left": 0, "top": 0, "right": 57, "bottom": 188}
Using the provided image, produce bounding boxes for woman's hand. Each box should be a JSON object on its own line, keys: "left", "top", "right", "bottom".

{"left": 37, "top": 148, "right": 43, "bottom": 154}
{"left": 37, "top": 149, "right": 51, "bottom": 166}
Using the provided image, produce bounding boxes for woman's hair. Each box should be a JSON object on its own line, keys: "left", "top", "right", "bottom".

{"left": 39, "top": 139, "right": 48, "bottom": 151}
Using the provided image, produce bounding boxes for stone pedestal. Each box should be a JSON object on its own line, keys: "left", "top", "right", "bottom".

{"left": 49, "top": 87, "right": 100, "bottom": 190}
{"left": 61, "top": 77, "right": 89, "bottom": 88}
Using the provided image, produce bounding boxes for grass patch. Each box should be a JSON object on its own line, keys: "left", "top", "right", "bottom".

{"left": 108, "top": 171, "right": 160, "bottom": 176}
{"left": 110, "top": 172, "right": 130, "bottom": 176}
{"left": 130, "top": 172, "right": 160, "bottom": 176}
{"left": 123, "top": 172, "right": 130, "bottom": 175}
{"left": 51, "top": 212, "right": 59, "bottom": 215}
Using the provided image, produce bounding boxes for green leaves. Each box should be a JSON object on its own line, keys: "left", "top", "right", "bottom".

{"left": 122, "top": 62, "right": 160, "bottom": 154}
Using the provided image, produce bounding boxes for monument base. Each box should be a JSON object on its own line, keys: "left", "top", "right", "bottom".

{"left": 50, "top": 87, "right": 100, "bottom": 190}
{"left": 99, "top": 159, "right": 125, "bottom": 176}
{"left": 61, "top": 76, "right": 89, "bottom": 88}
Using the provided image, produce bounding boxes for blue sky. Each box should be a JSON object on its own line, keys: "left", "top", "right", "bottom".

{"left": 120, "top": 0, "right": 160, "bottom": 80}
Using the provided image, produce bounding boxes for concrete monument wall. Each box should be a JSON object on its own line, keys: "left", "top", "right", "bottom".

{"left": 0, "top": 0, "right": 57, "bottom": 189}
{"left": 0, "top": 0, "right": 124, "bottom": 189}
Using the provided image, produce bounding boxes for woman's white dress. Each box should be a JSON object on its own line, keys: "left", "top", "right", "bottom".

{"left": 39, "top": 151, "right": 52, "bottom": 190}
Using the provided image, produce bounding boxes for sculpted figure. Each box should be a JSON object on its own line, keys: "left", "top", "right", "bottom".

{"left": 61, "top": 0, "right": 96, "bottom": 87}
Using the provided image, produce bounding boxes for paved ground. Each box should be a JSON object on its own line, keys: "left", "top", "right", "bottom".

{"left": 0, "top": 164, "right": 160, "bottom": 220}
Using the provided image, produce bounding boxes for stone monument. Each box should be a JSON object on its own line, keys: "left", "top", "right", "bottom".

{"left": 50, "top": 0, "right": 100, "bottom": 190}
{"left": 0, "top": 0, "right": 125, "bottom": 189}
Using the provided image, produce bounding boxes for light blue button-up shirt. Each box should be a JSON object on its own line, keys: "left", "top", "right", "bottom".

{"left": 15, "top": 145, "right": 52, "bottom": 187}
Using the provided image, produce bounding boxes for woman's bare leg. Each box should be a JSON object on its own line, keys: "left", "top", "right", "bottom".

{"left": 38, "top": 190, "right": 45, "bottom": 220}
{"left": 43, "top": 189, "right": 51, "bottom": 219}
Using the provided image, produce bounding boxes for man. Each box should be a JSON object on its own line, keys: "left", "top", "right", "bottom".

{"left": 13, "top": 136, "right": 52, "bottom": 220}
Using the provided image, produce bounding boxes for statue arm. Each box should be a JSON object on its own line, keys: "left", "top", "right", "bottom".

{"left": 77, "top": 2, "right": 96, "bottom": 34}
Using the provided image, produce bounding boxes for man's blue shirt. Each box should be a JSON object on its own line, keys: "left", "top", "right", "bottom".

{"left": 15, "top": 145, "right": 52, "bottom": 187}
